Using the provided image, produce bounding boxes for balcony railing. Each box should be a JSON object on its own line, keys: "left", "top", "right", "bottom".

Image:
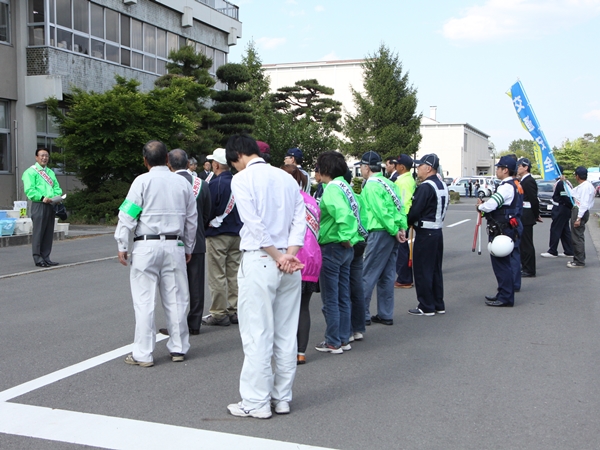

{"left": 195, "top": 0, "right": 239, "bottom": 20}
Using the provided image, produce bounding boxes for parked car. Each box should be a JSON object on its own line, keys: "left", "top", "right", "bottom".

{"left": 536, "top": 180, "right": 554, "bottom": 217}
{"left": 592, "top": 180, "right": 600, "bottom": 197}
{"left": 448, "top": 177, "right": 495, "bottom": 198}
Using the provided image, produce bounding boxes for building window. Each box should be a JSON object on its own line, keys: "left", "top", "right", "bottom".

{"left": 36, "top": 106, "right": 65, "bottom": 173}
{"left": 0, "top": 0, "right": 10, "bottom": 44}
{"left": 0, "top": 101, "right": 9, "bottom": 172}
{"left": 26, "top": 1, "right": 227, "bottom": 78}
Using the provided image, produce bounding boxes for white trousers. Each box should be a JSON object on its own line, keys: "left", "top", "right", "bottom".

{"left": 130, "top": 239, "right": 190, "bottom": 363}
{"left": 237, "top": 250, "right": 302, "bottom": 409}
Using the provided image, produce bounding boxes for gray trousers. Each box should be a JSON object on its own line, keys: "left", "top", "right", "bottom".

{"left": 570, "top": 207, "right": 589, "bottom": 265}
{"left": 363, "top": 231, "right": 399, "bottom": 321}
{"left": 31, "top": 202, "right": 55, "bottom": 264}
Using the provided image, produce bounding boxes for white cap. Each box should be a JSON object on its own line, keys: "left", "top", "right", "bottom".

{"left": 206, "top": 148, "right": 227, "bottom": 165}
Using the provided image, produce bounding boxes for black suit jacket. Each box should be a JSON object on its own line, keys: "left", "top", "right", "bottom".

{"left": 177, "top": 171, "right": 211, "bottom": 253}
{"left": 520, "top": 174, "right": 539, "bottom": 226}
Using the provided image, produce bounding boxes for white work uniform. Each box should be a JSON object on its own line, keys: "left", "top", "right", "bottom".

{"left": 571, "top": 180, "right": 595, "bottom": 218}
{"left": 115, "top": 166, "right": 197, "bottom": 363}
{"left": 231, "top": 157, "right": 305, "bottom": 409}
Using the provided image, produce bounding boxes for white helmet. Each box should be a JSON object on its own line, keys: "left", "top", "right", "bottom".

{"left": 487, "top": 235, "right": 514, "bottom": 257}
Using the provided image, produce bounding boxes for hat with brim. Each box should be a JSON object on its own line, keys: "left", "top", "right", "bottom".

{"left": 414, "top": 154, "right": 439, "bottom": 170}
{"left": 206, "top": 148, "right": 227, "bottom": 165}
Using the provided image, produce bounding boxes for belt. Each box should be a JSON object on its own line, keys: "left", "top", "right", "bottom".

{"left": 134, "top": 235, "right": 180, "bottom": 242}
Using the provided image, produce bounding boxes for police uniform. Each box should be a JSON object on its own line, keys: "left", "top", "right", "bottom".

{"left": 407, "top": 174, "right": 449, "bottom": 314}
{"left": 115, "top": 165, "right": 198, "bottom": 364}
{"left": 479, "top": 176, "right": 522, "bottom": 307}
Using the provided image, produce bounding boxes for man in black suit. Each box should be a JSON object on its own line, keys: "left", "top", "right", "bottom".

{"left": 162, "top": 149, "right": 212, "bottom": 334}
{"left": 517, "top": 158, "right": 539, "bottom": 277}
{"left": 199, "top": 160, "right": 212, "bottom": 181}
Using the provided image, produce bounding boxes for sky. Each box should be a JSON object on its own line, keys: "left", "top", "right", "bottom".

{"left": 227, "top": 0, "right": 600, "bottom": 153}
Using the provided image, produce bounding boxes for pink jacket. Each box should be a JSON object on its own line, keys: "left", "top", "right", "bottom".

{"left": 297, "top": 191, "right": 322, "bottom": 282}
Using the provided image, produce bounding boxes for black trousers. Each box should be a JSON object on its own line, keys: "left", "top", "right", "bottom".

{"left": 520, "top": 224, "right": 536, "bottom": 275}
{"left": 413, "top": 229, "right": 444, "bottom": 313}
{"left": 395, "top": 240, "right": 413, "bottom": 284}
{"left": 548, "top": 205, "right": 573, "bottom": 256}
{"left": 186, "top": 252, "right": 206, "bottom": 331}
{"left": 31, "top": 202, "right": 55, "bottom": 264}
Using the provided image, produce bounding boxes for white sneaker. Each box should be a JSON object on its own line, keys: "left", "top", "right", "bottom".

{"left": 341, "top": 342, "right": 352, "bottom": 351}
{"left": 271, "top": 400, "right": 290, "bottom": 415}
{"left": 558, "top": 253, "right": 571, "bottom": 257}
{"left": 540, "top": 252, "right": 557, "bottom": 258}
{"left": 227, "top": 402, "right": 272, "bottom": 419}
{"left": 353, "top": 332, "right": 364, "bottom": 341}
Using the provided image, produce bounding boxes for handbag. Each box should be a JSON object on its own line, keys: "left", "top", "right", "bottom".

{"left": 54, "top": 202, "right": 67, "bottom": 221}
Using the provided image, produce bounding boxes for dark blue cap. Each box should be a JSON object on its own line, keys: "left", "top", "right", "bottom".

{"left": 396, "top": 154, "right": 414, "bottom": 170}
{"left": 575, "top": 166, "right": 588, "bottom": 179}
{"left": 414, "top": 153, "right": 440, "bottom": 170}
{"left": 361, "top": 151, "right": 382, "bottom": 165}
{"left": 496, "top": 156, "right": 517, "bottom": 172}
{"left": 286, "top": 148, "right": 303, "bottom": 160}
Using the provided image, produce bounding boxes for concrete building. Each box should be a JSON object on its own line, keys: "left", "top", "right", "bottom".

{"left": 0, "top": 0, "right": 241, "bottom": 207}
{"left": 263, "top": 59, "right": 494, "bottom": 179}
{"left": 419, "top": 107, "right": 493, "bottom": 179}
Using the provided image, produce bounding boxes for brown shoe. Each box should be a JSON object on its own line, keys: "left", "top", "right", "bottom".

{"left": 396, "top": 283, "right": 413, "bottom": 289}
{"left": 297, "top": 354, "right": 306, "bottom": 365}
{"left": 158, "top": 328, "right": 169, "bottom": 335}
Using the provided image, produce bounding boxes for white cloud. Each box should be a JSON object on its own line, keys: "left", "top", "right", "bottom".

{"left": 583, "top": 109, "right": 600, "bottom": 121}
{"left": 319, "top": 51, "right": 339, "bottom": 61}
{"left": 255, "top": 37, "right": 287, "bottom": 50}
{"left": 442, "top": 0, "right": 600, "bottom": 42}
{"left": 315, "top": 5, "right": 325, "bottom": 12}
{"left": 288, "top": 9, "right": 306, "bottom": 17}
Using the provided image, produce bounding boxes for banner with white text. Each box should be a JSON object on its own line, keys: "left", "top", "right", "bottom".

{"left": 507, "top": 81, "right": 559, "bottom": 180}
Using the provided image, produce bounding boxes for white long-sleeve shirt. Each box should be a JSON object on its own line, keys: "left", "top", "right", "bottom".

{"left": 571, "top": 180, "right": 595, "bottom": 219}
{"left": 231, "top": 158, "right": 305, "bottom": 251}
{"left": 115, "top": 166, "right": 198, "bottom": 253}
{"left": 478, "top": 177, "right": 515, "bottom": 213}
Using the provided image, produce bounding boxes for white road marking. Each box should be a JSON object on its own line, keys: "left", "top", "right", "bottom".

{"left": 0, "top": 337, "right": 165, "bottom": 402}
{"left": 446, "top": 219, "right": 471, "bottom": 228}
{"left": 0, "top": 256, "right": 118, "bottom": 280}
{"left": 0, "top": 403, "right": 332, "bottom": 450}
{"left": 0, "top": 335, "right": 333, "bottom": 449}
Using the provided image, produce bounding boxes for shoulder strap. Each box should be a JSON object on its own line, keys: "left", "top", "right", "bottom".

{"left": 192, "top": 176, "right": 203, "bottom": 198}
{"left": 366, "top": 177, "right": 402, "bottom": 212}
{"left": 330, "top": 180, "right": 368, "bottom": 239}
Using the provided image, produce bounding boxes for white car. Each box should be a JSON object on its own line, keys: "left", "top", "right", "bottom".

{"left": 448, "top": 177, "right": 495, "bottom": 198}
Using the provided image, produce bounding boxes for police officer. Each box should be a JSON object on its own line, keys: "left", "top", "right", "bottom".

{"left": 516, "top": 157, "right": 539, "bottom": 277}
{"left": 477, "top": 156, "right": 522, "bottom": 307}
{"left": 407, "top": 154, "right": 449, "bottom": 316}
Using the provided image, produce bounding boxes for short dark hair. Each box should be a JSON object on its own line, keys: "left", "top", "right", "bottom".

{"left": 143, "top": 140, "right": 168, "bottom": 167}
{"left": 385, "top": 157, "right": 396, "bottom": 164}
{"left": 316, "top": 151, "right": 347, "bottom": 180}
{"left": 36, "top": 148, "right": 49, "bottom": 156}
{"left": 168, "top": 148, "right": 188, "bottom": 171}
{"left": 225, "top": 134, "right": 260, "bottom": 165}
{"left": 368, "top": 164, "right": 382, "bottom": 173}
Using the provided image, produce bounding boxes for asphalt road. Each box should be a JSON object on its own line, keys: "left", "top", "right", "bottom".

{"left": 1, "top": 199, "right": 599, "bottom": 450}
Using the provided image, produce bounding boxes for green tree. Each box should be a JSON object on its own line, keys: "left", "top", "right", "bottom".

{"left": 155, "top": 45, "right": 222, "bottom": 156}
{"left": 343, "top": 44, "right": 421, "bottom": 161}
{"left": 48, "top": 76, "right": 198, "bottom": 191}
{"left": 238, "top": 40, "right": 271, "bottom": 110}
{"left": 271, "top": 79, "right": 342, "bottom": 132}
{"left": 212, "top": 63, "right": 254, "bottom": 145}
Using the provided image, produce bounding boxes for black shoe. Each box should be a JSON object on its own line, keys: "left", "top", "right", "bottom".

{"left": 228, "top": 312, "right": 238, "bottom": 324}
{"left": 485, "top": 300, "right": 512, "bottom": 307}
{"left": 158, "top": 328, "right": 169, "bottom": 335}
{"left": 35, "top": 262, "right": 49, "bottom": 267}
{"left": 521, "top": 271, "right": 535, "bottom": 278}
{"left": 365, "top": 319, "right": 371, "bottom": 326}
{"left": 45, "top": 260, "right": 59, "bottom": 266}
{"left": 514, "top": 289, "right": 520, "bottom": 293}
{"left": 371, "top": 315, "right": 393, "bottom": 325}
{"left": 189, "top": 329, "right": 200, "bottom": 335}
{"left": 485, "top": 295, "right": 498, "bottom": 301}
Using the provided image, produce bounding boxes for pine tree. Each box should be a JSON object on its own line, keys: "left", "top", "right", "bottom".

{"left": 211, "top": 63, "right": 254, "bottom": 145}
{"left": 271, "top": 79, "right": 342, "bottom": 132}
{"left": 343, "top": 44, "right": 421, "bottom": 161}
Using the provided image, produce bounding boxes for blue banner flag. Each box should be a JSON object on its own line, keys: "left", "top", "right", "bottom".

{"left": 507, "top": 81, "right": 560, "bottom": 180}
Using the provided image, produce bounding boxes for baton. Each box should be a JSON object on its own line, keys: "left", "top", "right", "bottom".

{"left": 408, "top": 227, "right": 414, "bottom": 268}
{"left": 472, "top": 213, "right": 480, "bottom": 252}
{"left": 477, "top": 213, "right": 482, "bottom": 255}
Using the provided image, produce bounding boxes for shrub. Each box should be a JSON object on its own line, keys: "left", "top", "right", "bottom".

{"left": 64, "top": 179, "right": 130, "bottom": 223}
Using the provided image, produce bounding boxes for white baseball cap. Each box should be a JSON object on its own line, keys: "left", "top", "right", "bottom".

{"left": 206, "top": 148, "right": 227, "bottom": 165}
